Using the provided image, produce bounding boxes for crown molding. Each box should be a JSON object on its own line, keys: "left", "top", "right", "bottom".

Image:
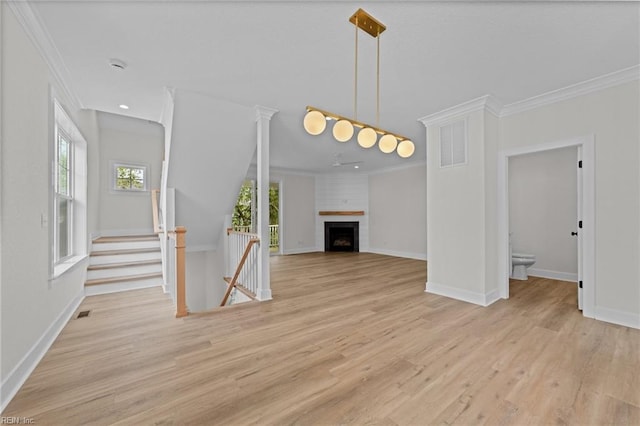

{"left": 367, "top": 160, "right": 427, "bottom": 176}
{"left": 7, "top": 1, "right": 83, "bottom": 111}
{"left": 500, "top": 65, "right": 640, "bottom": 117}
{"left": 417, "top": 65, "right": 640, "bottom": 126}
{"left": 417, "top": 95, "right": 502, "bottom": 128}
{"left": 255, "top": 105, "right": 279, "bottom": 121}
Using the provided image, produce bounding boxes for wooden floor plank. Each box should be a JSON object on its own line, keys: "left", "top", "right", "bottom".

{"left": 4, "top": 253, "right": 640, "bottom": 425}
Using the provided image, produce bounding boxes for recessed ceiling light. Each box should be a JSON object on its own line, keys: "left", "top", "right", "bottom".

{"left": 119, "top": 104, "right": 129, "bottom": 110}
{"left": 354, "top": 165, "right": 359, "bottom": 169}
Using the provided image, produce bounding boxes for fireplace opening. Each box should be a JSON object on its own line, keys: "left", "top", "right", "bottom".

{"left": 324, "top": 222, "right": 359, "bottom": 252}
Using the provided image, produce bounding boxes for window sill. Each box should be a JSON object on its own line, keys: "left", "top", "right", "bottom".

{"left": 52, "top": 254, "right": 88, "bottom": 280}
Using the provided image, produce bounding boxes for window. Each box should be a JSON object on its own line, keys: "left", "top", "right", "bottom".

{"left": 55, "top": 128, "right": 73, "bottom": 261}
{"left": 52, "top": 100, "right": 88, "bottom": 277}
{"left": 113, "top": 163, "right": 148, "bottom": 191}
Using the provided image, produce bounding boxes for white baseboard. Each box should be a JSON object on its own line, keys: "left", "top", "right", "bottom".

{"left": 365, "top": 248, "right": 427, "bottom": 261}
{"left": 1, "top": 290, "right": 85, "bottom": 413}
{"left": 595, "top": 306, "right": 640, "bottom": 329}
{"left": 528, "top": 268, "right": 578, "bottom": 283}
{"left": 484, "top": 288, "right": 501, "bottom": 306}
{"left": 425, "top": 281, "right": 500, "bottom": 307}
{"left": 282, "top": 247, "right": 319, "bottom": 255}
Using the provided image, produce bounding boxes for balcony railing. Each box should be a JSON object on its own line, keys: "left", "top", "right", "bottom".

{"left": 233, "top": 224, "right": 279, "bottom": 249}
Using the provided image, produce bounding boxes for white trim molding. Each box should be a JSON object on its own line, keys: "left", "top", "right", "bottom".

{"left": 595, "top": 306, "right": 640, "bottom": 330}
{"left": 255, "top": 105, "right": 279, "bottom": 122}
{"left": 497, "top": 135, "right": 596, "bottom": 318}
{"left": 528, "top": 268, "right": 578, "bottom": 283}
{"left": 282, "top": 247, "right": 319, "bottom": 255}
{"left": 417, "top": 66, "right": 640, "bottom": 125}
{"left": 0, "top": 290, "right": 85, "bottom": 412}
{"left": 366, "top": 160, "right": 427, "bottom": 176}
{"left": 501, "top": 65, "right": 640, "bottom": 117}
{"left": 425, "top": 281, "right": 500, "bottom": 307}
{"left": 6, "top": 1, "right": 83, "bottom": 111}
{"left": 418, "top": 95, "right": 502, "bottom": 128}
{"left": 365, "top": 248, "right": 427, "bottom": 261}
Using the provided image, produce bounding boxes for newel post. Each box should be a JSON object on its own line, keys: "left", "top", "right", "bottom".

{"left": 174, "top": 226, "right": 188, "bottom": 318}
{"left": 255, "top": 105, "right": 278, "bottom": 301}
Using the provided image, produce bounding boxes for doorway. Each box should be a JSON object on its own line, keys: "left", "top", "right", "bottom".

{"left": 497, "top": 135, "right": 595, "bottom": 318}
{"left": 232, "top": 180, "right": 282, "bottom": 255}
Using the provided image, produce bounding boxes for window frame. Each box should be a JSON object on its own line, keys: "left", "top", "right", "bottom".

{"left": 111, "top": 161, "right": 149, "bottom": 193}
{"left": 54, "top": 121, "right": 74, "bottom": 263}
{"left": 51, "top": 99, "right": 88, "bottom": 280}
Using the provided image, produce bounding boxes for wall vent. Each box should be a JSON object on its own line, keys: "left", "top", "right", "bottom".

{"left": 439, "top": 119, "right": 467, "bottom": 168}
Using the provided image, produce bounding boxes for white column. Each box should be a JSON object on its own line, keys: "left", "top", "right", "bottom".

{"left": 255, "top": 105, "right": 278, "bottom": 301}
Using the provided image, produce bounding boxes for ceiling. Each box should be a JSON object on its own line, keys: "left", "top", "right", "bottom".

{"left": 30, "top": 1, "right": 639, "bottom": 173}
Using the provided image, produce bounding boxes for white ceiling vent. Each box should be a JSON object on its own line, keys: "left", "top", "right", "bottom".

{"left": 439, "top": 119, "right": 467, "bottom": 168}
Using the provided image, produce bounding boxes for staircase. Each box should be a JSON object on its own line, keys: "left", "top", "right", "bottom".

{"left": 85, "top": 235, "right": 163, "bottom": 296}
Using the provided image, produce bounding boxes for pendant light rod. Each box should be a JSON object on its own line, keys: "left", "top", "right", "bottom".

{"left": 377, "top": 32, "right": 380, "bottom": 127}
{"left": 305, "top": 105, "right": 410, "bottom": 142}
{"left": 354, "top": 14, "right": 359, "bottom": 121}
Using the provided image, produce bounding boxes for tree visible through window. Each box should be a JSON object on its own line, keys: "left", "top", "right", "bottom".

{"left": 115, "top": 165, "right": 146, "bottom": 191}
{"left": 55, "top": 130, "right": 72, "bottom": 261}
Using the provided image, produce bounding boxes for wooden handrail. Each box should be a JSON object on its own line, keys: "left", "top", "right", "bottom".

{"left": 172, "top": 226, "right": 188, "bottom": 318}
{"left": 227, "top": 228, "right": 259, "bottom": 238}
{"left": 151, "top": 189, "right": 162, "bottom": 234}
{"left": 220, "top": 237, "right": 260, "bottom": 306}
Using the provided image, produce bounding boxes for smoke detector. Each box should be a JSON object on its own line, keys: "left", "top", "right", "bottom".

{"left": 109, "top": 58, "right": 127, "bottom": 70}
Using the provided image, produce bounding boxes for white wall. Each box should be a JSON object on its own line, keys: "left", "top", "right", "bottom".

{"left": 279, "top": 173, "right": 316, "bottom": 254}
{"left": 185, "top": 223, "right": 228, "bottom": 312}
{"left": 501, "top": 80, "right": 639, "bottom": 323}
{"left": 0, "top": 5, "right": 99, "bottom": 409}
{"left": 368, "top": 164, "right": 427, "bottom": 260}
{"left": 315, "top": 173, "right": 369, "bottom": 251}
{"left": 425, "top": 108, "right": 499, "bottom": 305}
{"left": 74, "top": 109, "right": 101, "bottom": 238}
{"left": 97, "top": 112, "right": 163, "bottom": 235}
{"left": 509, "top": 146, "right": 578, "bottom": 280}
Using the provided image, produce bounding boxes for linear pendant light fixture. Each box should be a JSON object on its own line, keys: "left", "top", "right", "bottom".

{"left": 303, "top": 9, "right": 415, "bottom": 159}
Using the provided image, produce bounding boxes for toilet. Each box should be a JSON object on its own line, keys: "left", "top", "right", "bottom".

{"left": 511, "top": 253, "right": 536, "bottom": 280}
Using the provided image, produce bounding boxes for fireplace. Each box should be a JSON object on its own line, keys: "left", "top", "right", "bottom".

{"left": 324, "top": 222, "right": 359, "bottom": 252}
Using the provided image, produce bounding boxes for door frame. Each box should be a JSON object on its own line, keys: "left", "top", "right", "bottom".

{"left": 497, "top": 135, "right": 595, "bottom": 318}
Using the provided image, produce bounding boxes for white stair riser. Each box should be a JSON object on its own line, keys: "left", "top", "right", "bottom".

{"left": 90, "top": 251, "right": 161, "bottom": 265}
{"left": 85, "top": 277, "right": 163, "bottom": 296}
{"left": 87, "top": 263, "right": 162, "bottom": 280}
{"left": 91, "top": 240, "right": 160, "bottom": 252}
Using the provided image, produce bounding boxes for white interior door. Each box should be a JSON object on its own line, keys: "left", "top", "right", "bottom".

{"left": 577, "top": 147, "right": 583, "bottom": 310}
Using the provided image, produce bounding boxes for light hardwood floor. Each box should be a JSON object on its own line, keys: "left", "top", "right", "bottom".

{"left": 5, "top": 253, "right": 639, "bottom": 425}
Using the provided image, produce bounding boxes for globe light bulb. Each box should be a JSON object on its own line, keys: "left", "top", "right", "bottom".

{"left": 397, "top": 140, "right": 415, "bottom": 158}
{"left": 333, "top": 120, "right": 354, "bottom": 142}
{"left": 357, "top": 127, "right": 377, "bottom": 148}
{"left": 379, "top": 134, "right": 398, "bottom": 153}
{"left": 303, "top": 110, "right": 326, "bottom": 135}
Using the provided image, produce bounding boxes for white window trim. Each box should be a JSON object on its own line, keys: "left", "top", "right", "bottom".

{"left": 54, "top": 127, "right": 74, "bottom": 263}
{"left": 51, "top": 99, "right": 88, "bottom": 279}
{"left": 110, "top": 161, "right": 150, "bottom": 193}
